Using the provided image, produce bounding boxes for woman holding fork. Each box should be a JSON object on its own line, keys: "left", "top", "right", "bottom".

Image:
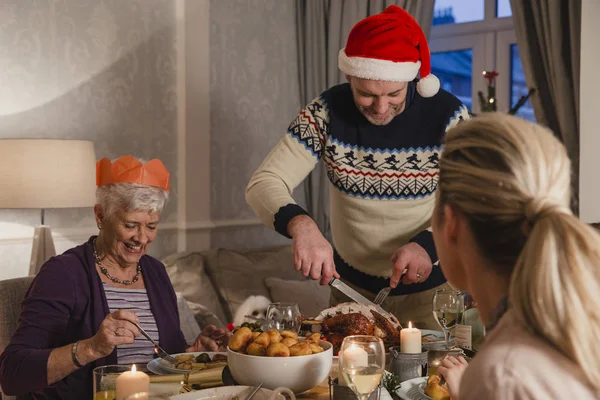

{"left": 0, "top": 156, "right": 229, "bottom": 399}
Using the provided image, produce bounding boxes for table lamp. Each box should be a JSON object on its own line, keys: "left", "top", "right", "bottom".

{"left": 0, "top": 139, "right": 97, "bottom": 275}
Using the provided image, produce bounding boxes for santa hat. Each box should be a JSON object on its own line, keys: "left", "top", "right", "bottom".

{"left": 338, "top": 5, "right": 440, "bottom": 98}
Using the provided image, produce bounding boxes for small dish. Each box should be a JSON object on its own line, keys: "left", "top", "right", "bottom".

{"left": 153, "top": 352, "right": 227, "bottom": 374}
{"left": 169, "top": 385, "right": 285, "bottom": 400}
{"left": 393, "top": 377, "right": 429, "bottom": 400}
{"left": 417, "top": 383, "right": 434, "bottom": 400}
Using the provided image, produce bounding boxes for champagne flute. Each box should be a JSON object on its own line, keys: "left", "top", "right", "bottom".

{"left": 432, "top": 289, "right": 464, "bottom": 349}
{"left": 339, "top": 335, "right": 386, "bottom": 400}
{"left": 265, "top": 302, "right": 302, "bottom": 333}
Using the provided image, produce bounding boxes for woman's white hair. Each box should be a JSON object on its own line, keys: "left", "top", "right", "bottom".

{"left": 96, "top": 183, "right": 169, "bottom": 220}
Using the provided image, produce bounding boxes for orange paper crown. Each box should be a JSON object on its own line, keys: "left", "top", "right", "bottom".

{"left": 96, "top": 156, "right": 170, "bottom": 191}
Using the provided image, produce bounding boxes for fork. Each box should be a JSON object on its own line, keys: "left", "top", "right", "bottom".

{"left": 132, "top": 321, "right": 178, "bottom": 364}
{"left": 375, "top": 267, "right": 411, "bottom": 304}
{"left": 374, "top": 287, "right": 391, "bottom": 305}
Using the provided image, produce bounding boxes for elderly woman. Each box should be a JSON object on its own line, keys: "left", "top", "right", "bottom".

{"left": 0, "top": 156, "right": 228, "bottom": 398}
{"left": 431, "top": 114, "right": 599, "bottom": 398}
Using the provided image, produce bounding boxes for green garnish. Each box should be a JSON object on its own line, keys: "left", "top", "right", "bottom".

{"left": 383, "top": 372, "right": 402, "bottom": 395}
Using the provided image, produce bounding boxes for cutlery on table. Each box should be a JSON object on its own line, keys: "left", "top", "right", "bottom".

{"left": 132, "top": 321, "right": 178, "bottom": 364}
{"left": 244, "top": 382, "right": 263, "bottom": 400}
{"left": 328, "top": 277, "right": 401, "bottom": 327}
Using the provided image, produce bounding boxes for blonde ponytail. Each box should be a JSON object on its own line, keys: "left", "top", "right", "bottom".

{"left": 439, "top": 113, "right": 600, "bottom": 392}
{"left": 512, "top": 212, "right": 600, "bottom": 391}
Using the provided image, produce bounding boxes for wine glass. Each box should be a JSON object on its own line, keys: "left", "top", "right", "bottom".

{"left": 265, "top": 302, "right": 302, "bottom": 333}
{"left": 432, "top": 289, "right": 465, "bottom": 349}
{"left": 338, "top": 335, "right": 386, "bottom": 400}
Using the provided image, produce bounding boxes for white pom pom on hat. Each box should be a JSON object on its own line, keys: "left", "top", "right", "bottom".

{"left": 338, "top": 5, "right": 440, "bottom": 98}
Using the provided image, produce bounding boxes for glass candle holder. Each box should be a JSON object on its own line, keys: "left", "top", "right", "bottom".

{"left": 388, "top": 347, "right": 428, "bottom": 383}
{"left": 93, "top": 365, "right": 131, "bottom": 400}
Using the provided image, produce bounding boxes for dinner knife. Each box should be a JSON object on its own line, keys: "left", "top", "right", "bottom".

{"left": 328, "top": 277, "right": 402, "bottom": 327}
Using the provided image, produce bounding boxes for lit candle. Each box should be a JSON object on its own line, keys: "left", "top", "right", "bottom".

{"left": 115, "top": 364, "right": 150, "bottom": 400}
{"left": 339, "top": 345, "right": 369, "bottom": 386}
{"left": 400, "top": 321, "right": 422, "bottom": 353}
{"left": 343, "top": 344, "right": 369, "bottom": 367}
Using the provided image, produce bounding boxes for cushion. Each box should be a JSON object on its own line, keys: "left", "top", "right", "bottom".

{"left": 204, "top": 245, "right": 304, "bottom": 323}
{"left": 0, "top": 277, "right": 34, "bottom": 354}
{"left": 176, "top": 293, "right": 202, "bottom": 345}
{"left": 163, "top": 252, "right": 228, "bottom": 326}
{"left": 265, "top": 277, "right": 331, "bottom": 318}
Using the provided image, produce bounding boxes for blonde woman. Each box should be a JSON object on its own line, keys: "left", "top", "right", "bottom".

{"left": 432, "top": 113, "right": 599, "bottom": 399}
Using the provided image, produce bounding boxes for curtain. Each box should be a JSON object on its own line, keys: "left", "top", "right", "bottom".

{"left": 296, "top": 0, "right": 436, "bottom": 238}
{"left": 509, "top": 0, "right": 581, "bottom": 212}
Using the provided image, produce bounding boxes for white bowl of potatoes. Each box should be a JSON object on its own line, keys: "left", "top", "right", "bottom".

{"left": 227, "top": 328, "right": 333, "bottom": 394}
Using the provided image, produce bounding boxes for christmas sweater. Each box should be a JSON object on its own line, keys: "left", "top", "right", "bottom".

{"left": 246, "top": 83, "right": 470, "bottom": 295}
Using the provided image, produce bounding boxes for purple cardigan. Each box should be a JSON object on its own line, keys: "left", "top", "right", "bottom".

{"left": 0, "top": 237, "right": 187, "bottom": 399}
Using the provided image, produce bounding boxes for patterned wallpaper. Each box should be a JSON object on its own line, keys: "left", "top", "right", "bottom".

{"left": 209, "top": 0, "right": 304, "bottom": 249}
{"left": 0, "top": 0, "right": 178, "bottom": 278}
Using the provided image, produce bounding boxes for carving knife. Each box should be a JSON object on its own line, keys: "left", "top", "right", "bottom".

{"left": 328, "top": 277, "right": 402, "bottom": 327}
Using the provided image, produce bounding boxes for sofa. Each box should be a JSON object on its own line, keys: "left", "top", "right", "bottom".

{"left": 161, "top": 245, "right": 331, "bottom": 330}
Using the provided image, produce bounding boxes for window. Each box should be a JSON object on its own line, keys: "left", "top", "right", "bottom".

{"left": 510, "top": 45, "right": 535, "bottom": 121}
{"left": 431, "top": 50, "right": 473, "bottom": 111}
{"left": 496, "top": 0, "right": 512, "bottom": 18}
{"left": 433, "top": 0, "right": 484, "bottom": 26}
{"left": 430, "top": 0, "right": 535, "bottom": 120}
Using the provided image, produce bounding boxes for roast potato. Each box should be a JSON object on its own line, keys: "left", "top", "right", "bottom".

{"left": 253, "top": 332, "right": 271, "bottom": 348}
{"left": 305, "top": 333, "right": 322, "bottom": 344}
{"left": 266, "top": 342, "right": 290, "bottom": 357}
{"left": 175, "top": 354, "right": 195, "bottom": 363}
{"left": 280, "top": 337, "right": 298, "bottom": 347}
{"left": 279, "top": 330, "right": 298, "bottom": 340}
{"left": 229, "top": 327, "right": 254, "bottom": 351}
{"left": 308, "top": 342, "right": 324, "bottom": 354}
{"left": 289, "top": 341, "right": 312, "bottom": 356}
{"left": 266, "top": 329, "right": 282, "bottom": 344}
{"left": 246, "top": 342, "right": 267, "bottom": 356}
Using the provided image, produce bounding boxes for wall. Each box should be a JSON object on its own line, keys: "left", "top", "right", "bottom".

{"left": 579, "top": 0, "right": 600, "bottom": 222}
{"left": 0, "top": 0, "right": 301, "bottom": 280}
{"left": 0, "top": 0, "right": 179, "bottom": 279}
{"left": 209, "top": 0, "right": 303, "bottom": 249}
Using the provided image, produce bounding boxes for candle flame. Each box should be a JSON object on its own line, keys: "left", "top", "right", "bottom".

{"left": 408, "top": 321, "right": 412, "bottom": 329}
{"left": 131, "top": 364, "right": 137, "bottom": 373}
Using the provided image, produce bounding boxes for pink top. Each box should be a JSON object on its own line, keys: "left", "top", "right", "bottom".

{"left": 459, "top": 309, "right": 597, "bottom": 399}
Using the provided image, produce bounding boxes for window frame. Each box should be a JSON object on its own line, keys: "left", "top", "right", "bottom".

{"left": 430, "top": 0, "right": 516, "bottom": 114}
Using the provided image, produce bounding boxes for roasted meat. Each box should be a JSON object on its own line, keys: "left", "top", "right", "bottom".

{"left": 322, "top": 313, "right": 374, "bottom": 336}
{"left": 316, "top": 310, "right": 401, "bottom": 354}
{"left": 371, "top": 310, "right": 400, "bottom": 338}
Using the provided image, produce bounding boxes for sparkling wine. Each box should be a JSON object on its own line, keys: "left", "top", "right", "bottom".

{"left": 342, "top": 366, "right": 383, "bottom": 396}
{"left": 433, "top": 309, "right": 463, "bottom": 331}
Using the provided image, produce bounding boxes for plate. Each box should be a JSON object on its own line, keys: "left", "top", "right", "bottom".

{"left": 150, "top": 352, "right": 227, "bottom": 374}
{"left": 169, "top": 385, "right": 284, "bottom": 400}
{"left": 417, "top": 383, "right": 434, "bottom": 400}
{"left": 148, "top": 382, "right": 184, "bottom": 397}
{"left": 147, "top": 358, "right": 172, "bottom": 375}
{"left": 395, "top": 377, "right": 429, "bottom": 400}
{"left": 421, "top": 330, "right": 455, "bottom": 349}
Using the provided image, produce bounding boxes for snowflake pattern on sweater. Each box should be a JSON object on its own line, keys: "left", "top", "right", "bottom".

{"left": 286, "top": 93, "right": 469, "bottom": 199}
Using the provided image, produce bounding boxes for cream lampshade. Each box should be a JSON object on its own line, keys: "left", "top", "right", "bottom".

{"left": 0, "top": 139, "right": 97, "bottom": 275}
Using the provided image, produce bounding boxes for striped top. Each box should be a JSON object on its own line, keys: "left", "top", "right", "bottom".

{"left": 103, "top": 283, "right": 160, "bottom": 365}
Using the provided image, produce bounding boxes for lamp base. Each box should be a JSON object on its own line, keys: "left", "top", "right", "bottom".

{"left": 29, "top": 225, "right": 56, "bottom": 275}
